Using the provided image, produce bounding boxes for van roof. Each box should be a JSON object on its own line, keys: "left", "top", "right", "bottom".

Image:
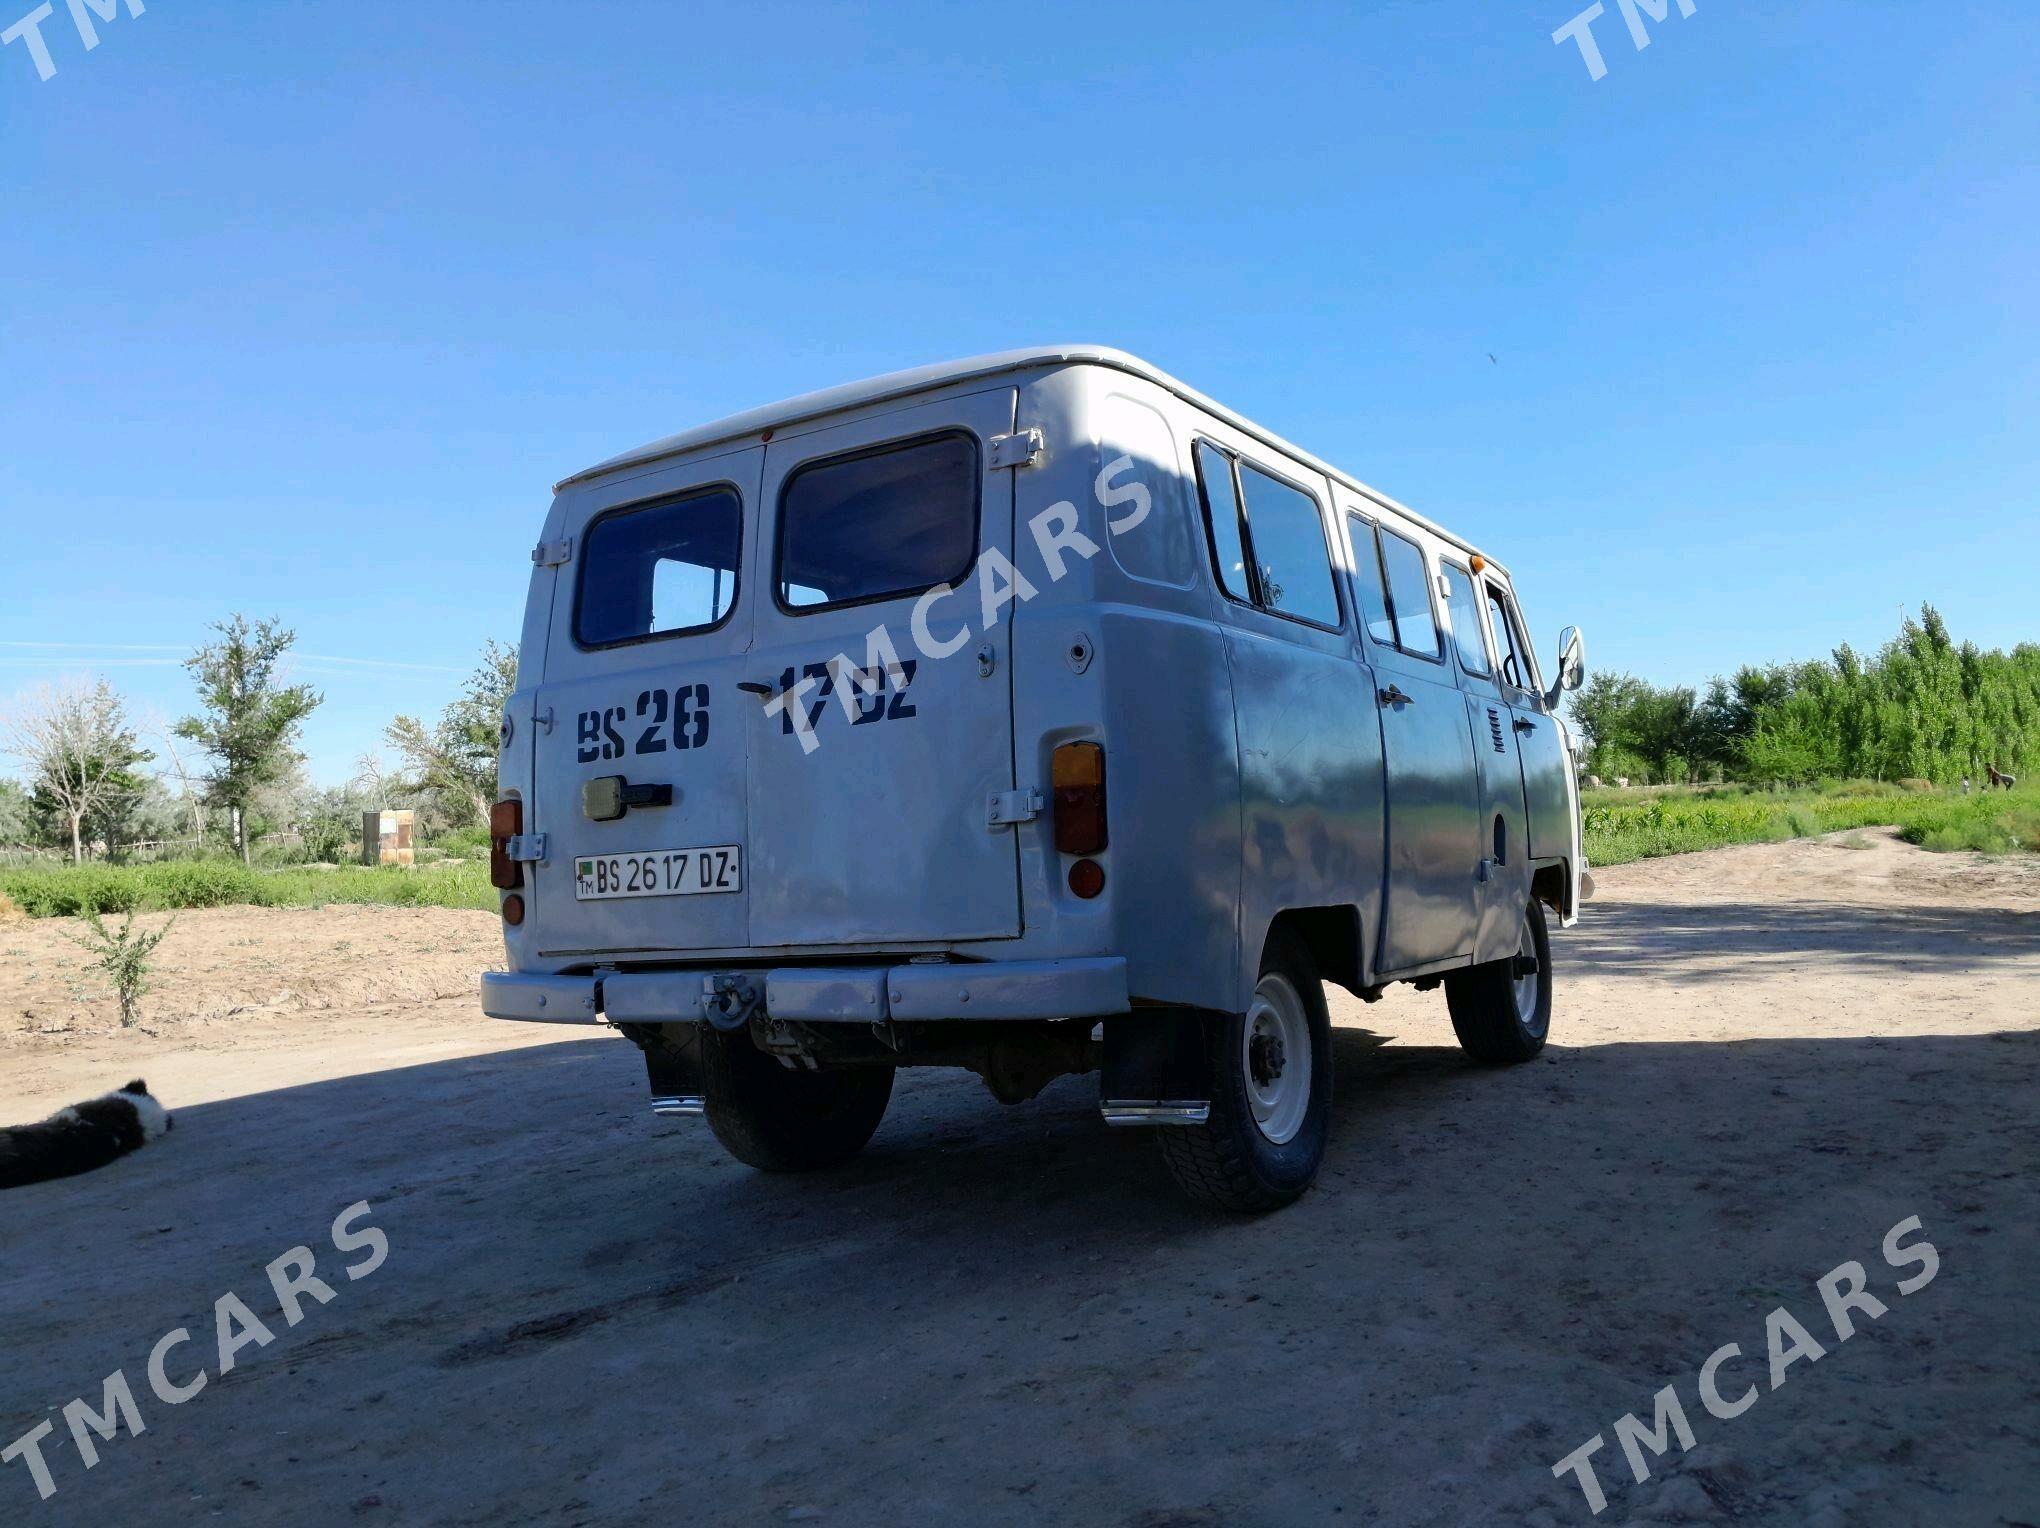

{"left": 557, "top": 344, "right": 1485, "bottom": 559}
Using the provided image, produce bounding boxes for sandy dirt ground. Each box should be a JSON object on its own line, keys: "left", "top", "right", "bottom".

{"left": 0, "top": 830, "right": 2034, "bottom": 1527}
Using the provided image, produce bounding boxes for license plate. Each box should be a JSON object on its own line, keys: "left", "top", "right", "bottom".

{"left": 574, "top": 845, "right": 742, "bottom": 901}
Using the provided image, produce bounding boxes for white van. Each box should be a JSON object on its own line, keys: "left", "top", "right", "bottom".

{"left": 482, "top": 346, "right": 1588, "bottom": 1210}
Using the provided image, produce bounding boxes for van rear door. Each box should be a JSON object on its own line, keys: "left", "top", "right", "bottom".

{"left": 527, "top": 447, "right": 762, "bottom": 958}
{"left": 745, "top": 388, "right": 1022, "bottom": 947}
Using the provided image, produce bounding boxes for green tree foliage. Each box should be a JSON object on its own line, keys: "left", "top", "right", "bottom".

{"left": 1575, "top": 606, "right": 2040, "bottom": 787}
{"left": 175, "top": 615, "right": 323, "bottom": 864}
{"left": 383, "top": 640, "right": 517, "bottom": 829}
{"left": 0, "top": 779, "right": 31, "bottom": 846}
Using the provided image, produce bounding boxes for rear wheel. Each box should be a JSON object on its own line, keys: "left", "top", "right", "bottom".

{"left": 701, "top": 1028, "right": 894, "bottom": 1171}
{"left": 1445, "top": 897, "right": 1552, "bottom": 1064}
{"left": 1158, "top": 930, "right": 1333, "bottom": 1213}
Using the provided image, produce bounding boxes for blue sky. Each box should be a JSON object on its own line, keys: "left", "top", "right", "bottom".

{"left": 3, "top": 0, "right": 2034, "bottom": 784}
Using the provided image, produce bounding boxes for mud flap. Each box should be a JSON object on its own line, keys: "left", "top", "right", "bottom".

{"left": 1100, "top": 1011, "right": 1212, "bottom": 1126}
{"left": 637, "top": 1023, "right": 707, "bottom": 1117}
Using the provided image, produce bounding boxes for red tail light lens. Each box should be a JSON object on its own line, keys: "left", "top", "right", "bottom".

{"left": 1052, "top": 742, "right": 1107, "bottom": 855}
{"left": 490, "top": 799, "right": 522, "bottom": 890}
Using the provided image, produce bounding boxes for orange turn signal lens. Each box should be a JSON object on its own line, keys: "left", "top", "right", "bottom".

{"left": 1051, "top": 742, "right": 1107, "bottom": 855}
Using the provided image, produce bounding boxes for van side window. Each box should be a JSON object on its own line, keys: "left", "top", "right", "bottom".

{"left": 576, "top": 485, "right": 743, "bottom": 647}
{"left": 1100, "top": 394, "right": 1197, "bottom": 590}
{"left": 777, "top": 432, "right": 979, "bottom": 612}
{"left": 1377, "top": 528, "right": 1443, "bottom": 659}
{"left": 1347, "top": 515, "right": 1398, "bottom": 648}
{"left": 1236, "top": 464, "right": 1341, "bottom": 628}
{"left": 1485, "top": 583, "right": 1528, "bottom": 690}
{"left": 1193, "top": 440, "right": 1251, "bottom": 601}
{"left": 1440, "top": 564, "right": 1491, "bottom": 677}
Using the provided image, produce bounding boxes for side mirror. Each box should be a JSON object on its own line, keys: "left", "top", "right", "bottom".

{"left": 1546, "top": 626, "right": 1585, "bottom": 707}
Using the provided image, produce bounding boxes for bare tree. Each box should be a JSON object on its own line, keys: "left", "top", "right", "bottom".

{"left": 145, "top": 712, "right": 208, "bottom": 845}
{"left": 1, "top": 678, "right": 151, "bottom": 864}
{"left": 351, "top": 751, "right": 394, "bottom": 807}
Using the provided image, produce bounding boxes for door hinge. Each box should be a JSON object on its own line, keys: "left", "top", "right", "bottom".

{"left": 506, "top": 833, "right": 548, "bottom": 863}
{"left": 986, "top": 788, "right": 1043, "bottom": 828}
{"left": 531, "top": 537, "right": 573, "bottom": 568}
{"left": 988, "top": 429, "right": 1044, "bottom": 470}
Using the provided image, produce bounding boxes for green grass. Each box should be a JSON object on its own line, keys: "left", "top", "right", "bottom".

{"left": 1582, "top": 780, "right": 2040, "bottom": 866}
{"left": 0, "top": 859, "right": 494, "bottom": 918}
{"left": 3, "top": 784, "right": 2032, "bottom": 915}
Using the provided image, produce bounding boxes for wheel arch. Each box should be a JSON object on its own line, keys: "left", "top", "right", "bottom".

{"left": 1530, "top": 858, "right": 1573, "bottom": 920}
{"left": 1262, "top": 904, "right": 1367, "bottom": 997}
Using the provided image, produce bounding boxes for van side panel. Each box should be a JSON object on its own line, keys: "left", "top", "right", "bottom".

{"left": 1224, "top": 626, "right": 1385, "bottom": 1007}
{"left": 997, "top": 367, "right": 1243, "bottom": 1012}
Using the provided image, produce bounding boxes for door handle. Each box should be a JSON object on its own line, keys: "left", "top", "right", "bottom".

{"left": 1378, "top": 684, "right": 1414, "bottom": 707}
{"left": 736, "top": 681, "right": 779, "bottom": 700}
{"left": 1513, "top": 717, "right": 1538, "bottom": 734}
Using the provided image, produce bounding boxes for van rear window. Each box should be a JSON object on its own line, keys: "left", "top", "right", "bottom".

{"left": 576, "top": 485, "right": 742, "bottom": 648}
{"left": 777, "top": 433, "right": 979, "bottom": 611}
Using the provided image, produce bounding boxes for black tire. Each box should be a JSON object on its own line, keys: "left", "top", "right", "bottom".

{"left": 1445, "top": 897, "right": 1553, "bottom": 1065}
{"left": 1158, "top": 930, "right": 1333, "bottom": 1213}
{"left": 701, "top": 1027, "right": 894, "bottom": 1172}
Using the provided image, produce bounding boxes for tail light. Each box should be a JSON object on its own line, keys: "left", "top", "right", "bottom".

{"left": 490, "top": 799, "right": 523, "bottom": 890}
{"left": 1052, "top": 742, "right": 1107, "bottom": 855}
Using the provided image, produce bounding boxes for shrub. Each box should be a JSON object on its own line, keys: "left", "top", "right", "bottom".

{"left": 147, "top": 860, "right": 262, "bottom": 909}
{"left": 0, "top": 867, "right": 142, "bottom": 917}
{"left": 433, "top": 825, "right": 491, "bottom": 859}
{"left": 67, "top": 910, "right": 176, "bottom": 1027}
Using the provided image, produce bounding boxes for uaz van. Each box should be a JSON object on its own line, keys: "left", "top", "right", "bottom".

{"left": 482, "top": 346, "right": 1588, "bottom": 1210}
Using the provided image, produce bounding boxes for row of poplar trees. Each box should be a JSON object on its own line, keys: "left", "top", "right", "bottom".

{"left": 1573, "top": 607, "right": 2040, "bottom": 787}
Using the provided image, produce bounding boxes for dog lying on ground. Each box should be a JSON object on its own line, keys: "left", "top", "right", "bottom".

{"left": 0, "top": 1081, "right": 172, "bottom": 1189}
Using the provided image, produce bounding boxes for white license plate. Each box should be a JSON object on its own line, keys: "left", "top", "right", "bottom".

{"left": 574, "top": 845, "right": 742, "bottom": 901}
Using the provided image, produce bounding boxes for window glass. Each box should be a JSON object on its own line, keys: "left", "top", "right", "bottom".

{"left": 1348, "top": 516, "right": 1397, "bottom": 647}
{"left": 1378, "top": 528, "right": 1442, "bottom": 659}
{"left": 1194, "top": 441, "right": 1251, "bottom": 600}
{"left": 1441, "top": 564, "right": 1491, "bottom": 677}
{"left": 576, "top": 486, "right": 742, "bottom": 646}
{"left": 1485, "top": 584, "right": 1527, "bottom": 689}
{"left": 1101, "top": 395, "right": 1197, "bottom": 590}
{"left": 1237, "top": 464, "right": 1341, "bottom": 627}
{"left": 778, "top": 433, "right": 978, "bottom": 610}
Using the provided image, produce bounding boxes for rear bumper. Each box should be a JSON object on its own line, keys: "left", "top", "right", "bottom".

{"left": 479, "top": 970, "right": 603, "bottom": 1023}
{"left": 480, "top": 957, "right": 1129, "bottom": 1026}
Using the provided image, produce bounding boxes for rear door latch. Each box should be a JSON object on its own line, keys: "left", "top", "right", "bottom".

{"left": 987, "top": 788, "right": 1043, "bottom": 828}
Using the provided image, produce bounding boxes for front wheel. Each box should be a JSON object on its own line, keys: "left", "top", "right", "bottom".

{"left": 1445, "top": 897, "right": 1553, "bottom": 1064}
{"left": 1158, "top": 930, "right": 1333, "bottom": 1213}
{"left": 701, "top": 1028, "right": 894, "bottom": 1171}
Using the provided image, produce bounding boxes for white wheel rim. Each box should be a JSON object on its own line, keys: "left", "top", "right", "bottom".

{"left": 1512, "top": 912, "right": 1544, "bottom": 1034}
{"left": 1242, "top": 973, "right": 1312, "bottom": 1146}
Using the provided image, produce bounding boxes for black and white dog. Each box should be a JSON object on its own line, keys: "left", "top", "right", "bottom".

{"left": 0, "top": 1080, "right": 172, "bottom": 1190}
